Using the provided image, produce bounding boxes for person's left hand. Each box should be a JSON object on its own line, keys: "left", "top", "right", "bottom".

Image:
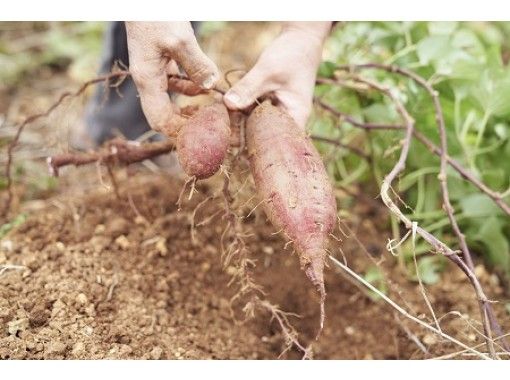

{"left": 223, "top": 22, "right": 332, "bottom": 130}
{"left": 125, "top": 22, "right": 220, "bottom": 134}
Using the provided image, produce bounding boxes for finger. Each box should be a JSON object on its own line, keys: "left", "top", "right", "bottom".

{"left": 172, "top": 35, "right": 220, "bottom": 90}
{"left": 130, "top": 63, "right": 181, "bottom": 135}
{"left": 223, "top": 65, "right": 276, "bottom": 110}
{"left": 285, "top": 102, "right": 311, "bottom": 131}
{"left": 275, "top": 91, "right": 312, "bottom": 131}
{"left": 165, "top": 60, "right": 180, "bottom": 76}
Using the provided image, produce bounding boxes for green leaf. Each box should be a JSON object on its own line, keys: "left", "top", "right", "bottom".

{"left": 416, "top": 35, "right": 451, "bottom": 65}
{"left": 451, "top": 60, "right": 484, "bottom": 82}
{"left": 310, "top": 115, "right": 336, "bottom": 137}
{"left": 482, "top": 168, "right": 507, "bottom": 190}
{"left": 490, "top": 80, "right": 510, "bottom": 117}
{"left": 494, "top": 123, "right": 509, "bottom": 139}
{"left": 452, "top": 28, "right": 483, "bottom": 53}
{"left": 460, "top": 193, "right": 503, "bottom": 218}
{"left": 472, "top": 217, "right": 510, "bottom": 274}
{"left": 363, "top": 266, "right": 388, "bottom": 301}
{"left": 363, "top": 102, "right": 399, "bottom": 124}
{"left": 414, "top": 256, "right": 444, "bottom": 285}
{"left": 317, "top": 61, "right": 337, "bottom": 79}
{"left": 470, "top": 63, "right": 510, "bottom": 118}
{"left": 474, "top": 22, "right": 504, "bottom": 46}
{"left": 0, "top": 214, "right": 27, "bottom": 239}
{"left": 485, "top": 44, "right": 503, "bottom": 71}
{"left": 429, "top": 22, "right": 458, "bottom": 35}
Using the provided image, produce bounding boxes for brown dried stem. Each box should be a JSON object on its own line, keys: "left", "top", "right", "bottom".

{"left": 311, "top": 134, "right": 371, "bottom": 162}
{"left": 6, "top": 66, "right": 508, "bottom": 357}
{"left": 360, "top": 74, "right": 497, "bottom": 358}
{"left": 2, "top": 70, "right": 130, "bottom": 217}
{"left": 319, "top": 71, "right": 502, "bottom": 357}
{"left": 332, "top": 63, "right": 510, "bottom": 217}
{"left": 47, "top": 138, "right": 175, "bottom": 176}
{"left": 1, "top": 70, "right": 224, "bottom": 217}
{"left": 316, "top": 97, "right": 510, "bottom": 218}
{"left": 390, "top": 66, "right": 496, "bottom": 351}
{"left": 337, "top": 62, "right": 508, "bottom": 353}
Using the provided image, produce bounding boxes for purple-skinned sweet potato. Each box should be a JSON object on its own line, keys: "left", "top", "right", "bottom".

{"left": 176, "top": 103, "right": 231, "bottom": 179}
{"left": 246, "top": 101, "right": 337, "bottom": 329}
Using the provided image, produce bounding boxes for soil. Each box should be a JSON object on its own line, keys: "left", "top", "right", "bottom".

{"left": 1, "top": 22, "right": 509, "bottom": 360}
{"left": 1, "top": 173, "right": 509, "bottom": 359}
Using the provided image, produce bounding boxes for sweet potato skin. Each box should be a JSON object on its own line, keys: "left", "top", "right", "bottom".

{"left": 167, "top": 76, "right": 208, "bottom": 97}
{"left": 246, "top": 101, "right": 337, "bottom": 314}
{"left": 176, "top": 103, "right": 231, "bottom": 179}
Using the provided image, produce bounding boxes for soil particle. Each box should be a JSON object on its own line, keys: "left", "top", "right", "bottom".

{"left": 150, "top": 346, "right": 163, "bottom": 360}
{"left": 45, "top": 341, "right": 67, "bottom": 356}
{"left": 1, "top": 175, "right": 508, "bottom": 359}
{"left": 7, "top": 318, "right": 29, "bottom": 336}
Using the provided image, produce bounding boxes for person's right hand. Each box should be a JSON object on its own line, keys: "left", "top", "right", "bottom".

{"left": 223, "top": 22, "right": 331, "bottom": 130}
{"left": 125, "top": 22, "right": 219, "bottom": 133}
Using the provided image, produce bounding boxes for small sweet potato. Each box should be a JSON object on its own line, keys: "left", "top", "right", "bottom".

{"left": 246, "top": 101, "right": 337, "bottom": 328}
{"left": 167, "top": 76, "right": 208, "bottom": 97}
{"left": 176, "top": 103, "right": 231, "bottom": 179}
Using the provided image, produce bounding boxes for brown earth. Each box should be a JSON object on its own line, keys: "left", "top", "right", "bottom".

{"left": 1, "top": 172, "right": 509, "bottom": 360}
{"left": 1, "top": 22, "right": 509, "bottom": 361}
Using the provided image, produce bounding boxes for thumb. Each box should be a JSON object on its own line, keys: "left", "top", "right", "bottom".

{"left": 224, "top": 66, "right": 275, "bottom": 110}
{"left": 276, "top": 91, "right": 313, "bottom": 131}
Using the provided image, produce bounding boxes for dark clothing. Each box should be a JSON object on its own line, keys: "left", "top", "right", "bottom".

{"left": 84, "top": 22, "right": 149, "bottom": 144}
{"left": 84, "top": 21, "right": 200, "bottom": 144}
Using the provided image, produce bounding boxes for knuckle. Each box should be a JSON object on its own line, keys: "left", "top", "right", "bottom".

{"left": 169, "top": 35, "right": 188, "bottom": 52}
{"left": 189, "top": 65, "right": 209, "bottom": 81}
{"left": 266, "top": 68, "right": 288, "bottom": 85}
{"left": 251, "top": 61, "right": 285, "bottom": 87}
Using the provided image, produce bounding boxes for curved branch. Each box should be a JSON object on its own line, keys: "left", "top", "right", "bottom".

{"left": 320, "top": 72, "right": 500, "bottom": 358}
{"left": 332, "top": 63, "right": 510, "bottom": 217}
{"left": 1, "top": 70, "right": 224, "bottom": 217}
{"left": 47, "top": 138, "right": 175, "bottom": 176}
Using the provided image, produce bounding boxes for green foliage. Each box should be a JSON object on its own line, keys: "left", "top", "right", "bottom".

{"left": 396, "top": 237, "right": 448, "bottom": 285}
{"left": 363, "top": 266, "right": 388, "bottom": 300}
{"left": 0, "top": 213, "right": 26, "bottom": 239}
{"left": 413, "top": 256, "right": 446, "bottom": 285}
{"left": 313, "top": 22, "right": 510, "bottom": 278}
{"left": 0, "top": 22, "right": 105, "bottom": 85}
{"left": 199, "top": 22, "right": 227, "bottom": 38}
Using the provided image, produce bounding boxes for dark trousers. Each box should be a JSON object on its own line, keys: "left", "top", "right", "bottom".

{"left": 85, "top": 22, "right": 200, "bottom": 144}
{"left": 84, "top": 22, "right": 149, "bottom": 144}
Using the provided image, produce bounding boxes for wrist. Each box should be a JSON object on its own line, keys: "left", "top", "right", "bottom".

{"left": 279, "top": 22, "right": 331, "bottom": 70}
{"left": 281, "top": 22, "right": 332, "bottom": 43}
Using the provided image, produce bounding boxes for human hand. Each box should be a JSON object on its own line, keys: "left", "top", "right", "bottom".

{"left": 125, "top": 22, "right": 219, "bottom": 133}
{"left": 223, "top": 22, "right": 332, "bottom": 130}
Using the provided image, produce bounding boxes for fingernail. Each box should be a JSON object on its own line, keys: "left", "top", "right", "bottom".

{"left": 225, "top": 92, "right": 240, "bottom": 107}
{"left": 202, "top": 74, "right": 217, "bottom": 90}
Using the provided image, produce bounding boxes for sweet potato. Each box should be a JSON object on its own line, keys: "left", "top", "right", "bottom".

{"left": 246, "top": 101, "right": 337, "bottom": 328}
{"left": 167, "top": 76, "right": 208, "bottom": 97}
{"left": 176, "top": 103, "right": 231, "bottom": 179}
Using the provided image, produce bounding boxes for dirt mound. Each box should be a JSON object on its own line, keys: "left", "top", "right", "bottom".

{"left": 0, "top": 174, "right": 508, "bottom": 359}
